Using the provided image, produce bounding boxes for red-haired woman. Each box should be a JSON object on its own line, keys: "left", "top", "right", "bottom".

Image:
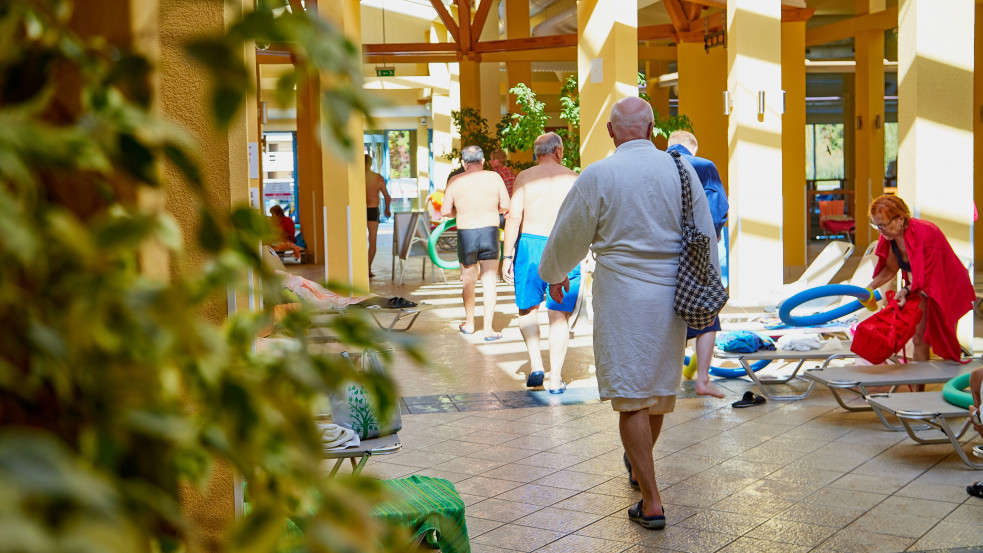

{"left": 866, "top": 195, "right": 974, "bottom": 364}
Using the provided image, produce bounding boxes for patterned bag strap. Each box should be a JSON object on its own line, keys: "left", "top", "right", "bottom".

{"left": 668, "top": 150, "right": 695, "bottom": 231}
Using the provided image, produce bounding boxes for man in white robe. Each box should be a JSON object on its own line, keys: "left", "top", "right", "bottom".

{"left": 539, "top": 97, "right": 718, "bottom": 529}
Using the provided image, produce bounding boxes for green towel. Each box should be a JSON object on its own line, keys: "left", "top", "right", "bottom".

{"left": 373, "top": 476, "right": 470, "bottom": 553}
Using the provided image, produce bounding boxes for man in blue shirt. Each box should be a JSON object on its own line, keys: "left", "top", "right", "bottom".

{"left": 667, "top": 131, "right": 728, "bottom": 398}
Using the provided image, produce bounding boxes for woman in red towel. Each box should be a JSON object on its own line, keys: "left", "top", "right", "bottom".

{"left": 866, "top": 195, "right": 975, "bottom": 365}
{"left": 269, "top": 205, "right": 304, "bottom": 259}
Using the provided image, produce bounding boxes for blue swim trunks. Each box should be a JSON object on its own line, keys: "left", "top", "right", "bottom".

{"left": 514, "top": 233, "right": 581, "bottom": 312}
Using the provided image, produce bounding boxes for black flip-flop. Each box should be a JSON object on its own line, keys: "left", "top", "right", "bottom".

{"left": 627, "top": 500, "right": 666, "bottom": 530}
{"left": 968, "top": 481, "right": 983, "bottom": 498}
{"left": 732, "top": 391, "right": 766, "bottom": 408}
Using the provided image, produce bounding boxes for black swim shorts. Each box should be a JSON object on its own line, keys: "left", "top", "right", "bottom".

{"left": 456, "top": 226, "right": 500, "bottom": 266}
{"left": 366, "top": 207, "right": 380, "bottom": 223}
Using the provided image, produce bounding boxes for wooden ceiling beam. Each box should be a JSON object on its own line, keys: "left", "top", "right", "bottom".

{"left": 363, "top": 42, "right": 459, "bottom": 55}
{"left": 637, "top": 23, "right": 676, "bottom": 41}
{"left": 806, "top": 6, "right": 896, "bottom": 46}
{"left": 664, "top": 0, "right": 693, "bottom": 33}
{"left": 682, "top": 0, "right": 703, "bottom": 21}
{"left": 473, "top": 34, "right": 578, "bottom": 53}
{"left": 429, "top": 0, "right": 460, "bottom": 45}
{"left": 364, "top": 53, "right": 459, "bottom": 64}
{"left": 458, "top": 0, "right": 473, "bottom": 52}
{"left": 471, "top": 0, "right": 493, "bottom": 42}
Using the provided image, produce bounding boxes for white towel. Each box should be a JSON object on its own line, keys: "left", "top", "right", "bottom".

{"left": 776, "top": 332, "right": 824, "bottom": 352}
{"left": 316, "top": 421, "right": 357, "bottom": 449}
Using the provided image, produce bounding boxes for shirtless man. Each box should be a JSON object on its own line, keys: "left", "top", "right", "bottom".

{"left": 502, "top": 133, "right": 580, "bottom": 393}
{"left": 364, "top": 154, "right": 391, "bottom": 278}
{"left": 441, "top": 145, "right": 510, "bottom": 340}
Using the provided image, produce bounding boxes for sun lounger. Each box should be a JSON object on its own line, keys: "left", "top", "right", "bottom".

{"left": 802, "top": 360, "right": 983, "bottom": 429}
{"left": 323, "top": 431, "right": 402, "bottom": 476}
{"left": 864, "top": 391, "right": 983, "bottom": 469}
{"left": 713, "top": 341, "right": 858, "bottom": 401}
{"left": 310, "top": 302, "right": 433, "bottom": 333}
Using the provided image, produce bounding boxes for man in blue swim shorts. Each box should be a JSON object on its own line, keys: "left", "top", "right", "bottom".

{"left": 502, "top": 133, "right": 581, "bottom": 393}
{"left": 442, "top": 145, "right": 511, "bottom": 340}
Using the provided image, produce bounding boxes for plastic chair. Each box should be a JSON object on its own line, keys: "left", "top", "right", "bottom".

{"left": 818, "top": 200, "right": 855, "bottom": 242}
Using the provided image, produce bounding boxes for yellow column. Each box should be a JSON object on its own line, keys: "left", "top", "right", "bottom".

{"left": 296, "top": 79, "right": 324, "bottom": 265}
{"left": 645, "top": 59, "right": 671, "bottom": 150}
{"left": 677, "top": 43, "right": 729, "bottom": 187}
{"left": 854, "top": 1, "right": 886, "bottom": 250}
{"left": 320, "top": 0, "right": 368, "bottom": 290}
{"left": 577, "top": 0, "right": 639, "bottom": 167}
{"left": 505, "top": 0, "right": 532, "bottom": 162}
{"left": 416, "top": 118, "right": 430, "bottom": 211}
{"left": 899, "top": 0, "right": 975, "bottom": 349}
{"left": 429, "top": 26, "right": 455, "bottom": 189}
{"left": 975, "top": 1, "right": 983, "bottom": 266}
{"left": 727, "top": 0, "right": 783, "bottom": 300}
{"left": 782, "top": 19, "right": 807, "bottom": 271}
{"left": 479, "top": 0, "right": 503, "bottom": 127}
{"left": 898, "top": 0, "right": 974, "bottom": 248}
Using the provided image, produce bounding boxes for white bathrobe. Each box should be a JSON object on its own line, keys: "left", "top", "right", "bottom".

{"left": 539, "top": 139, "right": 719, "bottom": 404}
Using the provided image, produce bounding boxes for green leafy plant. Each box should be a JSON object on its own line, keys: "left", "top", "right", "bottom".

{"left": 0, "top": 1, "right": 420, "bottom": 552}
{"left": 443, "top": 106, "right": 499, "bottom": 169}
{"left": 497, "top": 83, "right": 547, "bottom": 166}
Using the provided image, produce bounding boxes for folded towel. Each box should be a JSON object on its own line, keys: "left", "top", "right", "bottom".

{"left": 316, "top": 422, "right": 357, "bottom": 449}
{"left": 776, "top": 332, "right": 824, "bottom": 351}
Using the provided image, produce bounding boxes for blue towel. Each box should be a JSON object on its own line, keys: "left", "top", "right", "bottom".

{"left": 716, "top": 330, "right": 776, "bottom": 353}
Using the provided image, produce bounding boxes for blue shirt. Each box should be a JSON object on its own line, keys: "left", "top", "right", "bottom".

{"left": 667, "top": 144, "right": 729, "bottom": 238}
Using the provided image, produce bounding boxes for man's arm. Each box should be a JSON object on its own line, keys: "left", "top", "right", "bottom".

{"left": 497, "top": 175, "right": 510, "bottom": 214}
{"left": 378, "top": 175, "right": 392, "bottom": 217}
{"left": 501, "top": 182, "right": 525, "bottom": 283}
{"left": 440, "top": 185, "right": 455, "bottom": 218}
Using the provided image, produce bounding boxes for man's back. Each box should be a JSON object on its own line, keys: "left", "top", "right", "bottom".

{"left": 365, "top": 169, "right": 386, "bottom": 207}
{"left": 514, "top": 162, "right": 578, "bottom": 237}
{"left": 446, "top": 170, "right": 508, "bottom": 229}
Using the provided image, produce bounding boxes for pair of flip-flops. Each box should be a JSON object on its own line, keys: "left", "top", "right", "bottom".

{"left": 459, "top": 323, "right": 502, "bottom": 341}
{"left": 732, "top": 391, "right": 766, "bottom": 408}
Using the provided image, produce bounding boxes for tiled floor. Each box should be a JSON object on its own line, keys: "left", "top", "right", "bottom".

{"left": 289, "top": 224, "right": 983, "bottom": 552}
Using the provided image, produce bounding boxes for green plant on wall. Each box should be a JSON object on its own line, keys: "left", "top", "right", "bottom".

{"left": 0, "top": 1, "right": 422, "bottom": 552}
{"left": 443, "top": 106, "right": 499, "bottom": 169}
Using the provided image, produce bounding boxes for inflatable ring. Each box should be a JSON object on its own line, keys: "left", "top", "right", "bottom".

{"left": 683, "top": 355, "right": 772, "bottom": 379}
{"left": 778, "top": 284, "right": 882, "bottom": 327}
{"left": 428, "top": 218, "right": 460, "bottom": 270}
{"left": 943, "top": 372, "right": 974, "bottom": 409}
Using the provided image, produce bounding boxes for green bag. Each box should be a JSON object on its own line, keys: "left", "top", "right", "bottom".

{"left": 329, "top": 349, "right": 402, "bottom": 439}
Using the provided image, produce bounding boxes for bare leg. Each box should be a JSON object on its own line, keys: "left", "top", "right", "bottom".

{"left": 367, "top": 221, "right": 379, "bottom": 276}
{"left": 518, "top": 306, "right": 544, "bottom": 372}
{"left": 547, "top": 309, "right": 571, "bottom": 389}
{"left": 479, "top": 259, "right": 500, "bottom": 338}
{"left": 620, "top": 410, "right": 665, "bottom": 517}
{"left": 461, "top": 264, "right": 477, "bottom": 334}
{"left": 694, "top": 332, "right": 724, "bottom": 398}
{"left": 970, "top": 368, "right": 983, "bottom": 439}
{"left": 911, "top": 299, "right": 929, "bottom": 391}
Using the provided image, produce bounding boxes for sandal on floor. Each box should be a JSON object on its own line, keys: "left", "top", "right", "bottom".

{"left": 732, "top": 391, "right": 766, "bottom": 408}
{"left": 623, "top": 452, "right": 640, "bottom": 490}
{"left": 968, "top": 481, "right": 983, "bottom": 498}
{"left": 526, "top": 371, "right": 544, "bottom": 388}
{"left": 627, "top": 500, "right": 666, "bottom": 530}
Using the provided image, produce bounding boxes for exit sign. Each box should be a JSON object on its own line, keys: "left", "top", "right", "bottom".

{"left": 376, "top": 66, "right": 395, "bottom": 77}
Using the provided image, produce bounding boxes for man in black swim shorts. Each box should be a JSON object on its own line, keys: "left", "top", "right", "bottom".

{"left": 441, "top": 145, "right": 510, "bottom": 340}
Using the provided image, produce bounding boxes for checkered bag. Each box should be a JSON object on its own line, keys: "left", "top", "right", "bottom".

{"left": 669, "top": 150, "right": 728, "bottom": 329}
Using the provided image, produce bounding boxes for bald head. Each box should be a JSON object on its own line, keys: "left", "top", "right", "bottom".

{"left": 608, "top": 97, "right": 654, "bottom": 145}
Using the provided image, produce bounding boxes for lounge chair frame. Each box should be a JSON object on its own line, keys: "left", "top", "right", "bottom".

{"left": 713, "top": 345, "right": 858, "bottom": 401}
{"left": 864, "top": 391, "right": 983, "bottom": 469}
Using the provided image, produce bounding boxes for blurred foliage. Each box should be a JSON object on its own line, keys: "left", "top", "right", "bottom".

{"left": 443, "top": 107, "right": 499, "bottom": 170}
{"left": 0, "top": 1, "right": 422, "bottom": 552}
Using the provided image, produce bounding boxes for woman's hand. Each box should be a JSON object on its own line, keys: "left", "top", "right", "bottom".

{"left": 895, "top": 286, "right": 910, "bottom": 308}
